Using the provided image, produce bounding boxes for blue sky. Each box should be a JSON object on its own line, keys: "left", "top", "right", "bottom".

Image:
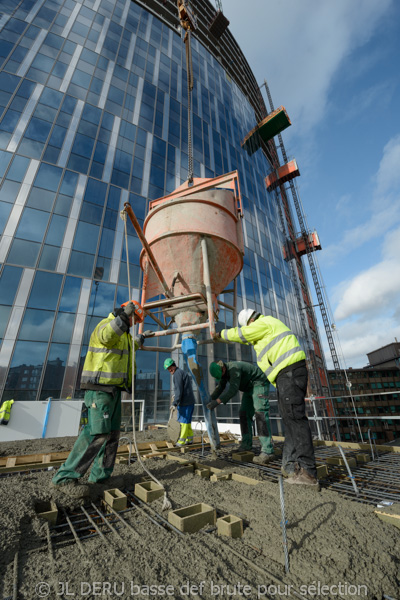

{"left": 225, "top": 0, "right": 400, "bottom": 368}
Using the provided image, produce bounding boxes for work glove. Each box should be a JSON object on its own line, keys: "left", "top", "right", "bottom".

{"left": 135, "top": 334, "right": 145, "bottom": 347}
{"left": 206, "top": 399, "right": 219, "bottom": 411}
{"left": 123, "top": 301, "right": 135, "bottom": 317}
{"left": 143, "top": 330, "right": 155, "bottom": 337}
{"left": 213, "top": 331, "right": 221, "bottom": 340}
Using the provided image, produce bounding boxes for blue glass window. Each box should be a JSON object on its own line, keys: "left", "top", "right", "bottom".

{"left": 87, "top": 281, "right": 116, "bottom": 317}
{"left": 7, "top": 155, "right": 30, "bottom": 182}
{"left": 15, "top": 207, "right": 50, "bottom": 242}
{"left": 5, "top": 341, "right": 48, "bottom": 393}
{"left": 107, "top": 186, "right": 120, "bottom": 210}
{"left": 41, "top": 342, "right": 69, "bottom": 398}
{"left": 80, "top": 202, "right": 103, "bottom": 225}
{"left": 26, "top": 188, "right": 55, "bottom": 211}
{"left": 24, "top": 117, "right": 52, "bottom": 143}
{"left": 0, "top": 266, "right": 22, "bottom": 305}
{"left": 34, "top": 163, "right": 63, "bottom": 191}
{"left": 59, "top": 276, "right": 82, "bottom": 313}
{"left": 0, "top": 201, "right": 12, "bottom": 233}
{"left": 98, "top": 228, "right": 115, "bottom": 258}
{"left": 0, "top": 180, "right": 21, "bottom": 203}
{"left": 52, "top": 312, "right": 75, "bottom": 343}
{"left": 0, "top": 305, "right": 11, "bottom": 338}
{"left": 45, "top": 214, "right": 67, "bottom": 246}
{"left": 73, "top": 221, "right": 100, "bottom": 254}
{"left": 7, "top": 239, "right": 41, "bottom": 267}
{"left": 19, "top": 309, "right": 55, "bottom": 341}
{"left": 28, "top": 271, "right": 63, "bottom": 310}
{"left": 68, "top": 250, "right": 94, "bottom": 277}
{"left": 0, "top": 150, "right": 12, "bottom": 178}
{"left": 38, "top": 245, "right": 59, "bottom": 271}
{"left": 59, "top": 170, "right": 79, "bottom": 196}
{"left": 0, "top": 109, "right": 21, "bottom": 133}
{"left": 0, "top": 72, "right": 20, "bottom": 94}
{"left": 84, "top": 178, "right": 107, "bottom": 206}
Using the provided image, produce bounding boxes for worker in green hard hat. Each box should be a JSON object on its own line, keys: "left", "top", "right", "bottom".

{"left": 207, "top": 360, "right": 273, "bottom": 464}
{"left": 164, "top": 358, "right": 195, "bottom": 446}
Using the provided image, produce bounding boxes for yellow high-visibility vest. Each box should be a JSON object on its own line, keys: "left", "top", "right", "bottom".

{"left": 221, "top": 316, "right": 305, "bottom": 384}
{"left": 80, "top": 313, "right": 138, "bottom": 389}
{"left": 0, "top": 399, "right": 14, "bottom": 425}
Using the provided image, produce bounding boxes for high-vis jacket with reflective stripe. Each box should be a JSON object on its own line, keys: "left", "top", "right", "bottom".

{"left": 220, "top": 316, "right": 305, "bottom": 384}
{"left": 0, "top": 399, "right": 14, "bottom": 424}
{"left": 80, "top": 313, "right": 138, "bottom": 390}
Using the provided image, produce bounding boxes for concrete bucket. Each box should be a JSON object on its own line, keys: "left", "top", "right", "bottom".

{"left": 139, "top": 172, "right": 244, "bottom": 331}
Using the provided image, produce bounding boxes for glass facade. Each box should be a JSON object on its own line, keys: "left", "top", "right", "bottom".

{"left": 0, "top": 0, "right": 309, "bottom": 428}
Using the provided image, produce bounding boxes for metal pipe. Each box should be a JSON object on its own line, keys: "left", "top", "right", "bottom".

{"left": 368, "top": 429, "right": 375, "bottom": 461}
{"left": 337, "top": 445, "right": 359, "bottom": 496}
{"left": 123, "top": 202, "right": 172, "bottom": 298}
{"left": 144, "top": 293, "right": 205, "bottom": 310}
{"left": 200, "top": 237, "right": 216, "bottom": 338}
{"left": 145, "top": 322, "right": 209, "bottom": 337}
{"left": 278, "top": 476, "right": 290, "bottom": 573}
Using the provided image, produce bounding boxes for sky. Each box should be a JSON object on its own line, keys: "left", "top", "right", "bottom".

{"left": 224, "top": 0, "right": 400, "bottom": 369}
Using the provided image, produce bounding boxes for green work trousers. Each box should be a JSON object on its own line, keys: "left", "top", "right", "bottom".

{"left": 52, "top": 389, "right": 121, "bottom": 485}
{"left": 239, "top": 383, "right": 272, "bottom": 453}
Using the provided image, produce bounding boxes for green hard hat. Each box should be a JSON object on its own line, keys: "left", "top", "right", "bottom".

{"left": 164, "top": 358, "right": 175, "bottom": 370}
{"left": 209, "top": 361, "right": 223, "bottom": 380}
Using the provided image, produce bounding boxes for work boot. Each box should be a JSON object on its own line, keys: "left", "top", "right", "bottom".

{"left": 284, "top": 468, "right": 320, "bottom": 490}
{"left": 281, "top": 466, "right": 296, "bottom": 479}
{"left": 253, "top": 452, "right": 273, "bottom": 465}
{"left": 232, "top": 443, "right": 252, "bottom": 453}
{"left": 52, "top": 480, "right": 90, "bottom": 498}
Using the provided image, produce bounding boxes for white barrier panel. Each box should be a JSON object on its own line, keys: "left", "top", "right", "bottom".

{"left": 0, "top": 400, "right": 82, "bottom": 442}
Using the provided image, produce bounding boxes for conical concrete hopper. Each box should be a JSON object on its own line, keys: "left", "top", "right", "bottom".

{"left": 139, "top": 172, "right": 244, "bottom": 331}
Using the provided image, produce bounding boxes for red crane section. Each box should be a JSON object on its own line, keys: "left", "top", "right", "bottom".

{"left": 265, "top": 159, "right": 300, "bottom": 191}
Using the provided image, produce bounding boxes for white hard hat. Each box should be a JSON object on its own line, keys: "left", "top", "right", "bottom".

{"left": 238, "top": 308, "right": 256, "bottom": 327}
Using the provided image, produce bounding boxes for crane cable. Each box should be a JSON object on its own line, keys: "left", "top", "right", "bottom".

{"left": 120, "top": 209, "right": 172, "bottom": 511}
{"left": 184, "top": 29, "right": 194, "bottom": 183}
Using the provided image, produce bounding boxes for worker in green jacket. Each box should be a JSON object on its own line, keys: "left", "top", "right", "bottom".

{"left": 207, "top": 360, "right": 273, "bottom": 464}
{"left": 52, "top": 300, "right": 145, "bottom": 495}
{"left": 215, "top": 309, "right": 318, "bottom": 488}
{"left": 0, "top": 399, "right": 14, "bottom": 425}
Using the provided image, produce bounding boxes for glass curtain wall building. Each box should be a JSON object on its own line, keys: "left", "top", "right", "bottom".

{"left": 0, "top": 0, "right": 312, "bottom": 426}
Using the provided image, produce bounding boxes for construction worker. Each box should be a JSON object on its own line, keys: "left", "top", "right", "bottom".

{"left": 52, "top": 300, "right": 145, "bottom": 494}
{"left": 207, "top": 361, "right": 273, "bottom": 464}
{"left": 0, "top": 399, "right": 14, "bottom": 425}
{"left": 216, "top": 309, "right": 318, "bottom": 488}
{"left": 164, "top": 358, "right": 195, "bottom": 446}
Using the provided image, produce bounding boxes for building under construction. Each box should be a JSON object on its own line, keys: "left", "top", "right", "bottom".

{"left": 0, "top": 1, "right": 400, "bottom": 598}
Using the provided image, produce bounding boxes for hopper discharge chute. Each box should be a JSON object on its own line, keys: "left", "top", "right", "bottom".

{"left": 123, "top": 171, "right": 244, "bottom": 449}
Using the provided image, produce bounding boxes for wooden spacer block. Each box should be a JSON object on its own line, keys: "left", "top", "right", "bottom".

{"left": 103, "top": 489, "right": 127, "bottom": 511}
{"left": 356, "top": 453, "right": 371, "bottom": 463}
{"left": 168, "top": 503, "right": 216, "bottom": 533}
{"left": 316, "top": 464, "right": 328, "bottom": 479}
{"left": 134, "top": 481, "right": 164, "bottom": 503}
{"left": 273, "top": 447, "right": 282, "bottom": 456}
{"left": 217, "top": 515, "right": 243, "bottom": 538}
{"left": 326, "top": 456, "right": 357, "bottom": 468}
{"left": 195, "top": 467, "right": 210, "bottom": 478}
{"left": 210, "top": 472, "right": 232, "bottom": 482}
{"left": 231, "top": 473, "right": 259, "bottom": 486}
{"left": 231, "top": 451, "right": 254, "bottom": 462}
{"left": 375, "top": 510, "right": 400, "bottom": 530}
{"left": 35, "top": 500, "right": 58, "bottom": 525}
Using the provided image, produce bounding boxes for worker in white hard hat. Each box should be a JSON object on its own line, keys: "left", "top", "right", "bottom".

{"left": 52, "top": 300, "right": 147, "bottom": 496}
{"left": 215, "top": 309, "right": 318, "bottom": 489}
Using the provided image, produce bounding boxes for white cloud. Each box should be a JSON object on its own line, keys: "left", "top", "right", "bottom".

{"left": 226, "top": 0, "right": 393, "bottom": 134}
{"left": 322, "top": 134, "right": 400, "bottom": 264}
{"left": 323, "top": 317, "right": 400, "bottom": 368}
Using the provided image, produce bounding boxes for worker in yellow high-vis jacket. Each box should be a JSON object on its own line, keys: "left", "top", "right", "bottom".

{"left": 52, "top": 300, "right": 146, "bottom": 496}
{"left": 216, "top": 309, "right": 318, "bottom": 489}
{"left": 0, "top": 399, "right": 14, "bottom": 425}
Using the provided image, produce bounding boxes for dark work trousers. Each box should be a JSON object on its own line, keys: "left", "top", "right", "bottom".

{"left": 275, "top": 364, "right": 317, "bottom": 478}
{"left": 52, "top": 389, "right": 121, "bottom": 484}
